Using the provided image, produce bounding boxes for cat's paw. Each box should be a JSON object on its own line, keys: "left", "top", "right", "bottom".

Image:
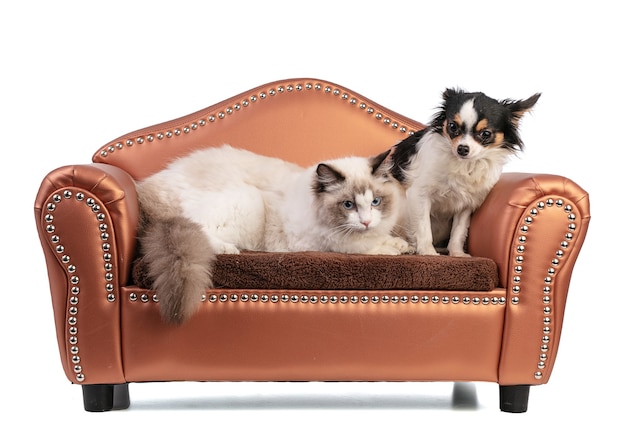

{"left": 370, "top": 237, "right": 414, "bottom": 255}
{"left": 368, "top": 246, "right": 402, "bottom": 255}
{"left": 213, "top": 242, "right": 241, "bottom": 255}
{"left": 400, "top": 244, "right": 416, "bottom": 255}
{"left": 392, "top": 237, "right": 416, "bottom": 255}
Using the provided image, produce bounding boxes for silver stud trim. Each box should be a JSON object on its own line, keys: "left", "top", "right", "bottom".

{"left": 129, "top": 291, "right": 507, "bottom": 307}
{"left": 42, "top": 189, "right": 119, "bottom": 382}
{"left": 512, "top": 197, "right": 579, "bottom": 379}
{"left": 96, "top": 81, "right": 418, "bottom": 157}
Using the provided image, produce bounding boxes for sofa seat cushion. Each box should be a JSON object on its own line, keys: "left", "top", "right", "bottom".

{"left": 133, "top": 251, "right": 499, "bottom": 291}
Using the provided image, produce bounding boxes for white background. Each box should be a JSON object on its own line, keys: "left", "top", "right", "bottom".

{"left": 1, "top": 0, "right": 620, "bottom": 433}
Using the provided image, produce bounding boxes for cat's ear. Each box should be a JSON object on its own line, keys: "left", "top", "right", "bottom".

{"left": 314, "top": 163, "right": 345, "bottom": 192}
{"left": 370, "top": 149, "right": 392, "bottom": 176}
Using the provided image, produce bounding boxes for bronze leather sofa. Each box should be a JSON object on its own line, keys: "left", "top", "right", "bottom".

{"left": 34, "top": 78, "right": 590, "bottom": 413}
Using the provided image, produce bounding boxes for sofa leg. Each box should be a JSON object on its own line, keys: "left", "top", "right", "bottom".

{"left": 82, "top": 383, "right": 130, "bottom": 412}
{"left": 499, "top": 385, "right": 530, "bottom": 413}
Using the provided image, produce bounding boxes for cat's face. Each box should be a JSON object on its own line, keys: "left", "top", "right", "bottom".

{"left": 312, "top": 150, "right": 402, "bottom": 235}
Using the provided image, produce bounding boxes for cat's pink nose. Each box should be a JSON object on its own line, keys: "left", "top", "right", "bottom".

{"left": 361, "top": 220, "right": 370, "bottom": 229}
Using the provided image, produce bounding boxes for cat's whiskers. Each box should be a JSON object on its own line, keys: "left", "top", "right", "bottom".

{"left": 327, "top": 223, "right": 370, "bottom": 244}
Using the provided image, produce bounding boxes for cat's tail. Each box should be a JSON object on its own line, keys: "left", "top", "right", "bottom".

{"left": 139, "top": 215, "right": 215, "bottom": 325}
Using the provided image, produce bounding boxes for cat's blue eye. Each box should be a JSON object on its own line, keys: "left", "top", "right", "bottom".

{"left": 371, "top": 197, "right": 382, "bottom": 207}
{"left": 342, "top": 200, "right": 354, "bottom": 210}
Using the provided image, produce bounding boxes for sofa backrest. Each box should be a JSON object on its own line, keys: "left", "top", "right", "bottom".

{"left": 92, "top": 78, "right": 426, "bottom": 180}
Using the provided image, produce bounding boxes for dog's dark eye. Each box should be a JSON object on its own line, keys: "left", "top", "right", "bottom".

{"left": 479, "top": 130, "right": 492, "bottom": 143}
{"left": 447, "top": 121, "right": 460, "bottom": 137}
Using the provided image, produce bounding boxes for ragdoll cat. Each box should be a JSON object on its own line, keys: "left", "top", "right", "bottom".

{"left": 136, "top": 144, "right": 412, "bottom": 324}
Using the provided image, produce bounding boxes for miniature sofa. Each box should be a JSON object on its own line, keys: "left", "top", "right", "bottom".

{"left": 34, "top": 78, "right": 590, "bottom": 413}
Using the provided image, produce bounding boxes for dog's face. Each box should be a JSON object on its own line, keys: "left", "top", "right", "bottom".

{"left": 432, "top": 89, "right": 541, "bottom": 160}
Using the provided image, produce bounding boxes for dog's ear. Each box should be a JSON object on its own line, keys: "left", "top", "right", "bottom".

{"left": 442, "top": 87, "right": 462, "bottom": 100}
{"left": 432, "top": 88, "right": 461, "bottom": 129}
{"left": 505, "top": 93, "right": 542, "bottom": 125}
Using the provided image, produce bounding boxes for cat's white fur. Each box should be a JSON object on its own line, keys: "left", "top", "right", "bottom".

{"left": 136, "top": 144, "right": 411, "bottom": 324}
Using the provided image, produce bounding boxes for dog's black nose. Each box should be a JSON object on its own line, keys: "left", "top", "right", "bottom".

{"left": 457, "top": 144, "right": 470, "bottom": 157}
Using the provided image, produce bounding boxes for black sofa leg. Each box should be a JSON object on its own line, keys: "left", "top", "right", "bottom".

{"left": 82, "top": 383, "right": 130, "bottom": 412}
{"left": 499, "top": 385, "right": 530, "bottom": 413}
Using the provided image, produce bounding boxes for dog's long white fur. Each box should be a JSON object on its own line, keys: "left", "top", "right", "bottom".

{"left": 403, "top": 129, "right": 510, "bottom": 256}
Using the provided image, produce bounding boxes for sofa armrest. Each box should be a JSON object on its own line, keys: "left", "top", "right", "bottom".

{"left": 469, "top": 172, "right": 590, "bottom": 384}
{"left": 34, "top": 163, "right": 139, "bottom": 384}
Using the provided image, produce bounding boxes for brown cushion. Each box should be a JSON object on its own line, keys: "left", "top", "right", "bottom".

{"left": 133, "top": 251, "right": 499, "bottom": 291}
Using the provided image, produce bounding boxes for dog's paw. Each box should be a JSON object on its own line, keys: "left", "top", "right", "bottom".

{"left": 415, "top": 244, "right": 440, "bottom": 256}
{"left": 448, "top": 250, "right": 471, "bottom": 258}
